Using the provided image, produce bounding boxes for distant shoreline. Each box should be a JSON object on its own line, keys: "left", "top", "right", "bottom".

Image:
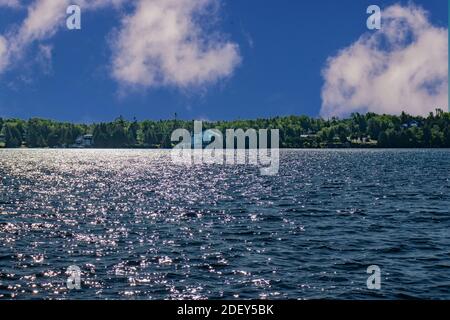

{"left": 0, "top": 147, "right": 450, "bottom": 151}
{"left": 1, "top": 147, "right": 450, "bottom": 150}
{"left": 1, "top": 110, "right": 449, "bottom": 149}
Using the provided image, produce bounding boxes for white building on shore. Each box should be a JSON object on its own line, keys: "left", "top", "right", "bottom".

{"left": 74, "top": 134, "right": 94, "bottom": 148}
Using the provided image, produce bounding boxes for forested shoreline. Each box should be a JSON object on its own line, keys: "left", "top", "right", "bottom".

{"left": 1, "top": 109, "right": 449, "bottom": 149}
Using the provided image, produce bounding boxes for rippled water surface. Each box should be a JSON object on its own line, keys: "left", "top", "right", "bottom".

{"left": 0, "top": 149, "right": 449, "bottom": 299}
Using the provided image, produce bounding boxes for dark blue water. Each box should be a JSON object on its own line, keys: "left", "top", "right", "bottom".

{"left": 0, "top": 149, "right": 449, "bottom": 300}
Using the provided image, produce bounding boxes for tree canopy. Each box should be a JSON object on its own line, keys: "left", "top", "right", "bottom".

{"left": 1, "top": 110, "right": 449, "bottom": 149}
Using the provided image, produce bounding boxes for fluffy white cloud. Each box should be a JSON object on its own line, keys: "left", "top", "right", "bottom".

{"left": 0, "top": 0, "right": 21, "bottom": 8}
{"left": 321, "top": 4, "right": 448, "bottom": 118}
{"left": 16, "top": 0, "right": 68, "bottom": 45}
{"left": 0, "top": 0, "right": 240, "bottom": 91}
{"left": 0, "top": 0, "right": 127, "bottom": 73}
{"left": 111, "top": 0, "right": 241, "bottom": 89}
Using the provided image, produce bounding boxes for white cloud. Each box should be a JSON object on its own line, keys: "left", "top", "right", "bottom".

{"left": 0, "top": 36, "right": 8, "bottom": 71}
{"left": 0, "top": 0, "right": 127, "bottom": 73}
{"left": 16, "top": 0, "right": 68, "bottom": 45}
{"left": 321, "top": 4, "right": 448, "bottom": 118}
{"left": 111, "top": 0, "right": 241, "bottom": 89}
{"left": 0, "top": 0, "right": 21, "bottom": 8}
{"left": 0, "top": 0, "right": 239, "bottom": 91}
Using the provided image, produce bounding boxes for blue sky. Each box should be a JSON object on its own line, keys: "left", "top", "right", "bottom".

{"left": 0, "top": 0, "right": 447, "bottom": 122}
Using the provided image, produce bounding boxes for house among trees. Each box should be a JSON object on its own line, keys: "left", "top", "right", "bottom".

{"left": 402, "top": 120, "right": 420, "bottom": 128}
{"left": 74, "top": 134, "right": 94, "bottom": 148}
{"left": 0, "top": 133, "right": 5, "bottom": 147}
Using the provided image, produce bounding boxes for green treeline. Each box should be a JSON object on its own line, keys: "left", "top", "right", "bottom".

{"left": 0, "top": 109, "right": 449, "bottom": 149}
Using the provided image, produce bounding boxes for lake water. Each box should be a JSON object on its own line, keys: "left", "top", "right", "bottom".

{"left": 0, "top": 149, "right": 449, "bottom": 300}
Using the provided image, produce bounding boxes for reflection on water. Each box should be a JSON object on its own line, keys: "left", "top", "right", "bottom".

{"left": 0, "top": 149, "right": 449, "bottom": 299}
